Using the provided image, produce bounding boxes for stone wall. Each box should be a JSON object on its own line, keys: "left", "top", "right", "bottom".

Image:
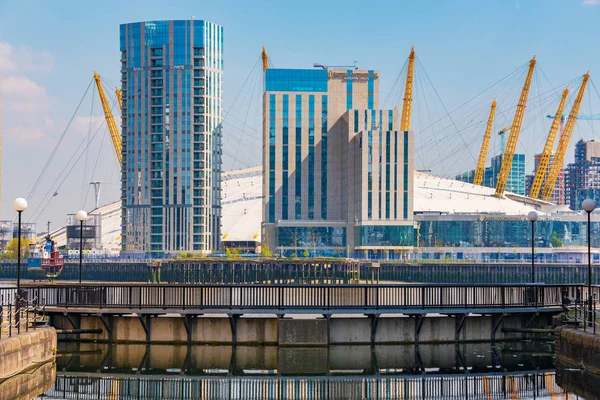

{"left": 555, "top": 326, "right": 600, "bottom": 376}
{"left": 0, "top": 328, "right": 57, "bottom": 380}
{"left": 0, "top": 360, "right": 56, "bottom": 400}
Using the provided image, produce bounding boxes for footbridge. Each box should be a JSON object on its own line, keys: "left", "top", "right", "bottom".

{"left": 5, "top": 283, "right": 596, "bottom": 344}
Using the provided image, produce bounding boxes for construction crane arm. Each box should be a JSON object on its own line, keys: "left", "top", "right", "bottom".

{"left": 529, "top": 88, "right": 569, "bottom": 199}
{"left": 494, "top": 56, "right": 536, "bottom": 197}
{"left": 400, "top": 46, "right": 415, "bottom": 132}
{"left": 262, "top": 46, "right": 269, "bottom": 71}
{"left": 542, "top": 72, "right": 590, "bottom": 201}
{"left": 474, "top": 100, "right": 496, "bottom": 186}
{"left": 115, "top": 87, "right": 122, "bottom": 109}
{"left": 93, "top": 72, "right": 122, "bottom": 165}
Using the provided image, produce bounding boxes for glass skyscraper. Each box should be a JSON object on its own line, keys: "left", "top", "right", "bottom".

{"left": 120, "top": 20, "right": 223, "bottom": 253}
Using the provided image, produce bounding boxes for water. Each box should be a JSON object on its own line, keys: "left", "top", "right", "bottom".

{"left": 15, "top": 341, "right": 588, "bottom": 399}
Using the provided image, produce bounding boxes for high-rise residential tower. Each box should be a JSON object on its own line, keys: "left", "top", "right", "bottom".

{"left": 262, "top": 68, "right": 414, "bottom": 258}
{"left": 120, "top": 20, "right": 223, "bottom": 253}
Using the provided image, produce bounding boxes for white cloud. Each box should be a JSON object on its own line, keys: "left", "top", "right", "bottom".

{"left": 583, "top": 0, "right": 600, "bottom": 5}
{"left": 0, "top": 42, "right": 54, "bottom": 73}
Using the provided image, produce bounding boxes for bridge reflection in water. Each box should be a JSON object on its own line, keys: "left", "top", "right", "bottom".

{"left": 37, "top": 341, "right": 582, "bottom": 399}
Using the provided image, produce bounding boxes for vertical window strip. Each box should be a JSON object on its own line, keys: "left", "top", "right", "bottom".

{"left": 308, "top": 95, "right": 315, "bottom": 219}
{"left": 282, "top": 94, "right": 289, "bottom": 220}
{"left": 346, "top": 70, "right": 353, "bottom": 110}
{"left": 295, "top": 94, "right": 302, "bottom": 219}
{"left": 388, "top": 110, "right": 393, "bottom": 131}
{"left": 354, "top": 109, "right": 359, "bottom": 133}
{"left": 268, "top": 94, "right": 276, "bottom": 222}
{"left": 368, "top": 131, "right": 373, "bottom": 219}
{"left": 321, "top": 95, "right": 328, "bottom": 219}
{"left": 404, "top": 131, "right": 409, "bottom": 219}
{"left": 394, "top": 131, "right": 398, "bottom": 219}
{"left": 379, "top": 130, "right": 383, "bottom": 219}
{"left": 386, "top": 131, "right": 391, "bottom": 219}
{"left": 368, "top": 70, "right": 374, "bottom": 110}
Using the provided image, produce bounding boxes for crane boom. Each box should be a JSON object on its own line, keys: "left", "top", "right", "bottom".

{"left": 400, "top": 46, "right": 415, "bottom": 132}
{"left": 93, "top": 72, "right": 122, "bottom": 165}
{"left": 494, "top": 56, "right": 536, "bottom": 197}
{"left": 529, "top": 88, "right": 569, "bottom": 199}
{"left": 474, "top": 100, "right": 497, "bottom": 186}
{"left": 115, "top": 87, "right": 122, "bottom": 109}
{"left": 541, "top": 72, "right": 590, "bottom": 201}
{"left": 261, "top": 46, "right": 269, "bottom": 71}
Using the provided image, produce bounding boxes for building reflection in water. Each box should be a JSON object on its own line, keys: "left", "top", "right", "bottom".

{"left": 35, "top": 341, "right": 585, "bottom": 399}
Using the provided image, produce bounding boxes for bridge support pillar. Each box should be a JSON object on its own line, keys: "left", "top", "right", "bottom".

{"left": 414, "top": 315, "right": 424, "bottom": 342}
{"left": 98, "top": 314, "right": 112, "bottom": 341}
{"left": 368, "top": 314, "right": 380, "bottom": 343}
{"left": 455, "top": 314, "right": 467, "bottom": 341}
{"left": 137, "top": 315, "right": 150, "bottom": 341}
{"left": 229, "top": 315, "right": 240, "bottom": 344}
{"left": 491, "top": 314, "right": 504, "bottom": 341}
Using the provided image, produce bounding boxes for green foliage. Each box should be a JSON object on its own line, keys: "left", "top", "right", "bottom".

{"left": 260, "top": 242, "right": 272, "bottom": 257}
{"left": 5, "top": 237, "right": 31, "bottom": 260}
{"left": 550, "top": 231, "right": 563, "bottom": 248}
{"left": 290, "top": 252, "right": 297, "bottom": 259}
{"left": 225, "top": 247, "right": 242, "bottom": 259}
{"left": 302, "top": 249, "right": 309, "bottom": 258}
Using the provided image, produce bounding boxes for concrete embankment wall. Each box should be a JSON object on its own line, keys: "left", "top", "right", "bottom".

{"left": 0, "top": 361, "right": 56, "bottom": 400}
{"left": 555, "top": 326, "right": 600, "bottom": 375}
{"left": 50, "top": 314, "right": 551, "bottom": 345}
{"left": 0, "top": 328, "right": 57, "bottom": 380}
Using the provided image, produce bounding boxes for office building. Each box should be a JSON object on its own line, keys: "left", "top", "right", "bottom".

{"left": 456, "top": 153, "right": 525, "bottom": 196}
{"left": 120, "top": 20, "right": 223, "bottom": 253}
{"left": 565, "top": 139, "right": 600, "bottom": 210}
{"left": 525, "top": 154, "right": 565, "bottom": 204}
{"left": 262, "top": 68, "right": 414, "bottom": 257}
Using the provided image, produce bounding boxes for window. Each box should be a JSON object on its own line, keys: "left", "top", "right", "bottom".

{"left": 151, "top": 48, "right": 163, "bottom": 56}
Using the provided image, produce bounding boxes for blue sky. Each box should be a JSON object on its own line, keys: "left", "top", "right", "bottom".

{"left": 1, "top": 0, "right": 599, "bottom": 228}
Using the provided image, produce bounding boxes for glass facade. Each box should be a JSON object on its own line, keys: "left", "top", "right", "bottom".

{"left": 357, "top": 226, "right": 415, "bottom": 246}
{"left": 265, "top": 69, "right": 328, "bottom": 92}
{"left": 417, "top": 219, "right": 600, "bottom": 248}
{"left": 120, "top": 20, "right": 223, "bottom": 253}
{"left": 278, "top": 226, "right": 346, "bottom": 248}
{"left": 456, "top": 153, "right": 526, "bottom": 195}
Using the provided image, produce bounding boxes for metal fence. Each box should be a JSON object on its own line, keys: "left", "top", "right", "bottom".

{"left": 0, "top": 288, "right": 46, "bottom": 339}
{"left": 45, "top": 371, "right": 566, "bottom": 400}
{"left": 10, "top": 283, "right": 598, "bottom": 312}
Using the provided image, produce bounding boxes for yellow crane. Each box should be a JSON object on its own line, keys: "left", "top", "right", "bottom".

{"left": 401, "top": 46, "right": 415, "bottom": 132}
{"left": 529, "top": 87, "right": 569, "bottom": 199}
{"left": 474, "top": 100, "right": 497, "bottom": 186}
{"left": 541, "top": 72, "right": 590, "bottom": 201}
{"left": 93, "top": 72, "right": 122, "bottom": 165}
{"left": 115, "top": 87, "right": 122, "bottom": 109}
{"left": 495, "top": 56, "right": 536, "bottom": 197}
{"left": 262, "top": 46, "right": 269, "bottom": 71}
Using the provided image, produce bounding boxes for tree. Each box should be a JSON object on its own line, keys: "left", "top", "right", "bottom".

{"left": 550, "top": 231, "right": 563, "bottom": 248}
{"left": 302, "top": 249, "right": 309, "bottom": 258}
{"left": 5, "top": 237, "right": 31, "bottom": 260}
{"left": 260, "top": 242, "right": 272, "bottom": 257}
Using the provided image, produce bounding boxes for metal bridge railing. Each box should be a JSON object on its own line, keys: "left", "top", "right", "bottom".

{"left": 8, "top": 283, "right": 598, "bottom": 312}
{"left": 562, "top": 290, "right": 600, "bottom": 334}
{"left": 0, "top": 290, "right": 47, "bottom": 339}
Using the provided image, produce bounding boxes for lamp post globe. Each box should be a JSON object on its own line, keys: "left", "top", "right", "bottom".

{"left": 76, "top": 210, "right": 87, "bottom": 284}
{"left": 582, "top": 198, "right": 596, "bottom": 324}
{"left": 76, "top": 210, "right": 88, "bottom": 222}
{"left": 527, "top": 210, "right": 538, "bottom": 222}
{"left": 583, "top": 199, "right": 597, "bottom": 213}
{"left": 12, "top": 198, "right": 28, "bottom": 212}
{"left": 527, "top": 210, "right": 538, "bottom": 284}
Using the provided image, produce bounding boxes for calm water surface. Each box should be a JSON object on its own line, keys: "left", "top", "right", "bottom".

{"left": 21, "top": 341, "right": 593, "bottom": 399}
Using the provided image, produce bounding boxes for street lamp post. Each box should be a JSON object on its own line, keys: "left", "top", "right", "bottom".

{"left": 582, "top": 199, "right": 596, "bottom": 323}
{"left": 527, "top": 210, "right": 538, "bottom": 283}
{"left": 76, "top": 210, "right": 88, "bottom": 284}
{"left": 12, "top": 198, "right": 28, "bottom": 334}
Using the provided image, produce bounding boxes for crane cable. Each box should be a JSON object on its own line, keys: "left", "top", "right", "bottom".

{"left": 27, "top": 79, "right": 94, "bottom": 202}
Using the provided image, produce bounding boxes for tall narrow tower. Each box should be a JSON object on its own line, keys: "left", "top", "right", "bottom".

{"left": 120, "top": 20, "right": 224, "bottom": 254}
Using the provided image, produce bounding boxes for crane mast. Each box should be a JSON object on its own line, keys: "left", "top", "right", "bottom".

{"left": 115, "top": 87, "right": 122, "bottom": 109}
{"left": 494, "top": 56, "right": 536, "bottom": 197}
{"left": 400, "top": 46, "right": 415, "bottom": 132}
{"left": 541, "top": 72, "right": 590, "bottom": 201}
{"left": 529, "top": 88, "right": 569, "bottom": 199}
{"left": 474, "top": 100, "right": 497, "bottom": 186}
{"left": 93, "top": 72, "right": 122, "bottom": 165}
{"left": 261, "top": 46, "right": 269, "bottom": 71}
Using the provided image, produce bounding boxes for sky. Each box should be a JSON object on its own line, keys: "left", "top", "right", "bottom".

{"left": 1, "top": 0, "right": 600, "bottom": 231}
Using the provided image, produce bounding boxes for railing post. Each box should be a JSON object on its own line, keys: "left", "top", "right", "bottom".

{"left": 364, "top": 286, "right": 368, "bottom": 308}
{"left": 8, "top": 302, "right": 12, "bottom": 337}
{"left": 163, "top": 286, "right": 167, "bottom": 310}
